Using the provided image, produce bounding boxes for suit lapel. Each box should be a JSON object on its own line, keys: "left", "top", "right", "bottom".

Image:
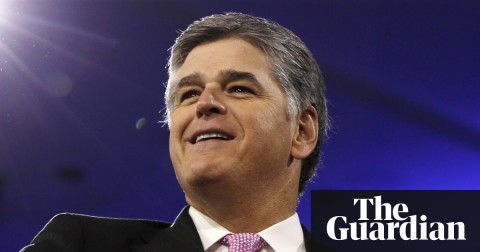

{"left": 302, "top": 225, "right": 312, "bottom": 252}
{"left": 131, "top": 206, "right": 204, "bottom": 252}
{"left": 303, "top": 225, "right": 338, "bottom": 252}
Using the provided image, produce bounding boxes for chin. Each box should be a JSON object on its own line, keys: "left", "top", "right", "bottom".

{"left": 182, "top": 163, "right": 230, "bottom": 187}
{"left": 188, "top": 176, "right": 223, "bottom": 188}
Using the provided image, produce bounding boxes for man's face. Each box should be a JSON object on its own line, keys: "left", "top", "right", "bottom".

{"left": 168, "top": 38, "right": 300, "bottom": 195}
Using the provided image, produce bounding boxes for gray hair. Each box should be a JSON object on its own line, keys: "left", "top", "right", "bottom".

{"left": 164, "top": 12, "right": 328, "bottom": 194}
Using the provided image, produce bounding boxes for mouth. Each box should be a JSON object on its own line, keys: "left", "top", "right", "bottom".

{"left": 190, "top": 131, "right": 234, "bottom": 144}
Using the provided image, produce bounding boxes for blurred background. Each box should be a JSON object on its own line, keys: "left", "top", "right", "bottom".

{"left": 1, "top": 0, "right": 479, "bottom": 250}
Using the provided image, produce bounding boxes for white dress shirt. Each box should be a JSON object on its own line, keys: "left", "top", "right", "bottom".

{"left": 189, "top": 206, "right": 306, "bottom": 252}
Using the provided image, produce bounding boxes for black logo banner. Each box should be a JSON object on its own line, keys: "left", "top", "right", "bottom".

{"left": 311, "top": 190, "right": 480, "bottom": 252}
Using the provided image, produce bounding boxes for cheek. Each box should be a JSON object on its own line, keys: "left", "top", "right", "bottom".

{"left": 251, "top": 103, "right": 290, "bottom": 134}
{"left": 254, "top": 108, "right": 276, "bottom": 132}
{"left": 170, "top": 108, "right": 192, "bottom": 136}
{"left": 168, "top": 108, "right": 193, "bottom": 155}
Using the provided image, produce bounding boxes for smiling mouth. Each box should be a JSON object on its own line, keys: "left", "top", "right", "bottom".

{"left": 191, "top": 132, "right": 234, "bottom": 144}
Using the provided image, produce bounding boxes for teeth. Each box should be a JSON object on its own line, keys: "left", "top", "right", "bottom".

{"left": 196, "top": 133, "right": 229, "bottom": 143}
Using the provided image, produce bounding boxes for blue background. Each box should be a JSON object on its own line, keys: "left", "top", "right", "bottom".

{"left": 1, "top": 1, "right": 479, "bottom": 251}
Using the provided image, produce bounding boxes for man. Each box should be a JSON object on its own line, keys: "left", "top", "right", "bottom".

{"left": 21, "top": 12, "right": 328, "bottom": 252}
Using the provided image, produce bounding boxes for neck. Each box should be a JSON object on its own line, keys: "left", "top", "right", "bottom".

{"left": 185, "top": 180, "right": 299, "bottom": 233}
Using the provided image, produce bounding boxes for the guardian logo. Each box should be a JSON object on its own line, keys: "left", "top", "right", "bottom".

{"left": 326, "top": 195, "right": 466, "bottom": 241}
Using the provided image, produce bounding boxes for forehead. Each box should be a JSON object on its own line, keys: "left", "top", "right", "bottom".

{"left": 174, "top": 38, "right": 271, "bottom": 82}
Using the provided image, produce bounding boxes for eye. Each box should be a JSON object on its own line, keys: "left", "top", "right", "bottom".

{"left": 229, "top": 86, "right": 254, "bottom": 94}
{"left": 179, "top": 90, "right": 200, "bottom": 102}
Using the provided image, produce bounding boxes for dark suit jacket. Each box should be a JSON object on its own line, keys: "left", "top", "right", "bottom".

{"left": 21, "top": 206, "right": 315, "bottom": 252}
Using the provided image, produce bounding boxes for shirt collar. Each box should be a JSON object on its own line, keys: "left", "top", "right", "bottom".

{"left": 189, "top": 206, "right": 230, "bottom": 250}
{"left": 257, "top": 212, "right": 305, "bottom": 252}
{"left": 189, "top": 206, "right": 305, "bottom": 252}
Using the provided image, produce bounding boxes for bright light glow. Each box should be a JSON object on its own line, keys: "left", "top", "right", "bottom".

{"left": 0, "top": 0, "right": 10, "bottom": 12}
{"left": 0, "top": 0, "right": 15, "bottom": 20}
{"left": 0, "top": 0, "right": 124, "bottom": 138}
{"left": 0, "top": 1, "right": 11, "bottom": 28}
{"left": 0, "top": 0, "right": 120, "bottom": 88}
{"left": 0, "top": 0, "right": 108, "bottom": 161}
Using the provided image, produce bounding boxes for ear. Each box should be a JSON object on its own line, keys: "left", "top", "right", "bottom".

{"left": 291, "top": 105, "right": 319, "bottom": 160}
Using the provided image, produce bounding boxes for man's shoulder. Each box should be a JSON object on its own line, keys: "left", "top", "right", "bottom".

{"left": 51, "top": 212, "right": 171, "bottom": 229}
{"left": 21, "top": 213, "right": 171, "bottom": 252}
{"left": 44, "top": 212, "right": 171, "bottom": 237}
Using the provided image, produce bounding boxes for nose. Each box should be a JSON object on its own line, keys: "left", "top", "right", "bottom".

{"left": 196, "top": 87, "right": 227, "bottom": 117}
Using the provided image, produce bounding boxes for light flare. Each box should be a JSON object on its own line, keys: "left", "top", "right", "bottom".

{"left": 0, "top": 1, "right": 121, "bottom": 163}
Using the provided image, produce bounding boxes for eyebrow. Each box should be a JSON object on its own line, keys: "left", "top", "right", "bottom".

{"left": 175, "top": 69, "right": 263, "bottom": 90}
{"left": 176, "top": 72, "right": 204, "bottom": 89}
{"left": 219, "top": 69, "right": 261, "bottom": 87}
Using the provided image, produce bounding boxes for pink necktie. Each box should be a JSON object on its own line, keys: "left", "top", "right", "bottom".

{"left": 222, "top": 233, "right": 268, "bottom": 252}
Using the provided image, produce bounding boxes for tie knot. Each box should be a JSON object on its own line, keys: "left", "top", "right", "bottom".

{"left": 222, "top": 233, "right": 268, "bottom": 252}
